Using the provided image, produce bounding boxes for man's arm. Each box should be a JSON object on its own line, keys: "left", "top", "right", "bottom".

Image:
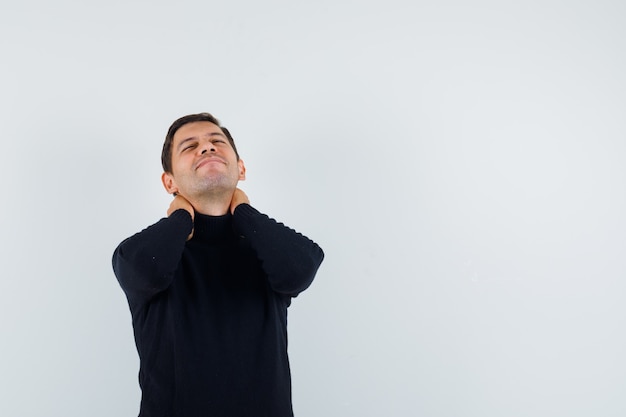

{"left": 231, "top": 189, "right": 324, "bottom": 297}
{"left": 112, "top": 196, "right": 194, "bottom": 306}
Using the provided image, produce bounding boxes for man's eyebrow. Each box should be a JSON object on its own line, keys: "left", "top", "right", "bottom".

{"left": 205, "top": 132, "right": 227, "bottom": 139}
{"left": 176, "top": 136, "right": 197, "bottom": 151}
{"left": 176, "top": 132, "right": 226, "bottom": 151}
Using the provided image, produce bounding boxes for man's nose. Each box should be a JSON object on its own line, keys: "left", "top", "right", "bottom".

{"left": 200, "top": 141, "right": 216, "bottom": 154}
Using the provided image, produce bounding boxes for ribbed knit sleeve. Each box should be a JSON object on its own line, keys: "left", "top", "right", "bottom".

{"left": 112, "top": 209, "right": 194, "bottom": 307}
{"left": 232, "top": 204, "right": 324, "bottom": 297}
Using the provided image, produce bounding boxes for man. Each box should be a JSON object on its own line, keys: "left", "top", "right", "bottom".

{"left": 112, "top": 113, "right": 324, "bottom": 417}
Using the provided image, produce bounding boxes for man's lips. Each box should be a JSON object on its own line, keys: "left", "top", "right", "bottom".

{"left": 195, "top": 156, "right": 226, "bottom": 170}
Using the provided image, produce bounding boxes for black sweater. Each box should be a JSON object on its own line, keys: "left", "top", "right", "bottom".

{"left": 112, "top": 204, "right": 324, "bottom": 417}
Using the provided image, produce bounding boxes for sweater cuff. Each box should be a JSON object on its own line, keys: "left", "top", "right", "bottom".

{"left": 233, "top": 203, "right": 259, "bottom": 217}
{"left": 233, "top": 203, "right": 262, "bottom": 233}
{"left": 169, "top": 208, "right": 194, "bottom": 234}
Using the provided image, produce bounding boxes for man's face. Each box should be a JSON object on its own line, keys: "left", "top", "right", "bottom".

{"left": 161, "top": 121, "right": 245, "bottom": 198}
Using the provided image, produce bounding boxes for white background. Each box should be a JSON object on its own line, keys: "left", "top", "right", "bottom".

{"left": 1, "top": 1, "right": 625, "bottom": 416}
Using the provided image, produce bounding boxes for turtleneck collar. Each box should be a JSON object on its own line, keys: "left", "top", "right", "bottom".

{"left": 191, "top": 211, "right": 233, "bottom": 243}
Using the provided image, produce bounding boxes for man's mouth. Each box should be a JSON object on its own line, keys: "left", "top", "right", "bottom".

{"left": 195, "top": 156, "right": 226, "bottom": 170}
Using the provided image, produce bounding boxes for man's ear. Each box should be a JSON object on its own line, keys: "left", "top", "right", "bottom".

{"left": 161, "top": 172, "right": 179, "bottom": 195}
{"left": 237, "top": 159, "right": 246, "bottom": 181}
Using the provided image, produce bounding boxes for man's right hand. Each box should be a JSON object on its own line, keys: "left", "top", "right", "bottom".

{"left": 167, "top": 195, "right": 195, "bottom": 240}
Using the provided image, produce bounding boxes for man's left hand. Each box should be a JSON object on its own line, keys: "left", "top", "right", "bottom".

{"left": 230, "top": 188, "right": 250, "bottom": 214}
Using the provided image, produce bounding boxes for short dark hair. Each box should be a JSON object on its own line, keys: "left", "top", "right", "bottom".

{"left": 161, "top": 112, "right": 240, "bottom": 173}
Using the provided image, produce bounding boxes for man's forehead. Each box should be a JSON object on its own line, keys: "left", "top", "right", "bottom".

{"left": 173, "top": 121, "right": 224, "bottom": 142}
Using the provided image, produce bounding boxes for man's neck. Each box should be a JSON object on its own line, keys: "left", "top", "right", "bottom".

{"left": 188, "top": 190, "right": 234, "bottom": 216}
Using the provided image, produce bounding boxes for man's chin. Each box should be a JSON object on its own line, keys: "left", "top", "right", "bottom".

{"left": 189, "top": 178, "right": 238, "bottom": 195}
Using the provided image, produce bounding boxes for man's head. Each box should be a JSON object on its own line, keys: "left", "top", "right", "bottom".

{"left": 161, "top": 113, "right": 245, "bottom": 199}
{"left": 162, "top": 113, "right": 240, "bottom": 174}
